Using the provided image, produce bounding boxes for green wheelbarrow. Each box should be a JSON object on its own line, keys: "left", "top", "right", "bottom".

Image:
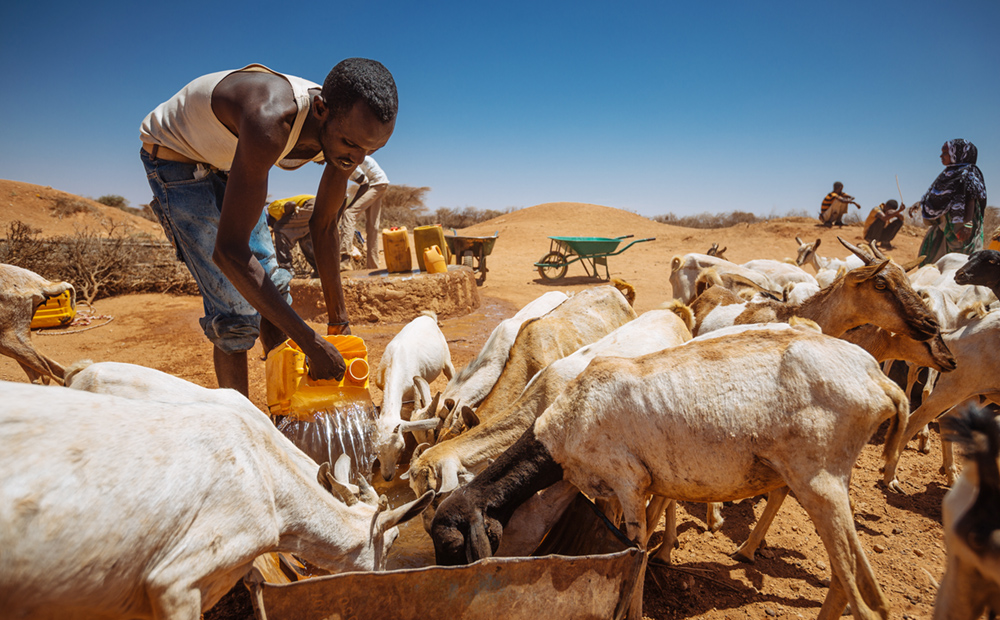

{"left": 534, "top": 235, "right": 655, "bottom": 281}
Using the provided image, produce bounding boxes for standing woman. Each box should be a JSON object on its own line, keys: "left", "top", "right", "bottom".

{"left": 914, "top": 139, "right": 988, "bottom": 265}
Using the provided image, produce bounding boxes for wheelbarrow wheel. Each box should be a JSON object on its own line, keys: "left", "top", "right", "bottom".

{"left": 461, "top": 251, "right": 476, "bottom": 268}
{"left": 537, "top": 251, "right": 568, "bottom": 280}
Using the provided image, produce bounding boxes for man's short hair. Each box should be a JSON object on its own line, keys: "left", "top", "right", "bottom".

{"left": 885, "top": 200, "right": 898, "bottom": 210}
{"left": 833, "top": 182, "right": 844, "bottom": 192}
{"left": 322, "top": 58, "right": 398, "bottom": 124}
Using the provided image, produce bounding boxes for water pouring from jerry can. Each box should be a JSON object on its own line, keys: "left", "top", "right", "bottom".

{"left": 265, "top": 334, "right": 379, "bottom": 484}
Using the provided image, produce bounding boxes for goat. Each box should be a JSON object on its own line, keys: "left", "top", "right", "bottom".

{"left": 742, "top": 258, "right": 818, "bottom": 288}
{"left": 431, "top": 322, "right": 905, "bottom": 620}
{"left": 372, "top": 311, "right": 456, "bottom": 480}
{"left": 933, "top": 405, "right": 1000, "bottom": 620}
{"left": 0, "top": 263, "right": 74, "bottom": 384}
{"left": 438, "top": 285, "right": 636, "bottom": 438}
{"left": 669, "top": 253, "right": 775, "bottom": 304}
{"left": 694, "top": 267, "right": 783, "bottom": 302}
{"left": 407, "top": 306, "right": 693, "bottom": 531}
{"left": 705, "top": 242, "right": 727, "bottom": 259}
{"left": 0, "top": 379, "right": 434, "bottom": 620}
{"left": 794, "top": 236, "right": 863, "bottom": 273}
{"left": 691, "top": 238, "right": 940, "bottom": 346}
{"left": 883, "top": 309, "right": 1000, "bottom": 487}
{"left": 434, "top": 291, "right": 568, "bottom": 427}
{"left": 955, "top": 249, "right": 1000, "bottom": 301}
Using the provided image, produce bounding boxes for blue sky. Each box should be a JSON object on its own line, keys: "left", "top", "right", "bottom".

{"left": 1, "top": 1, "right": 997, "bottom": 219}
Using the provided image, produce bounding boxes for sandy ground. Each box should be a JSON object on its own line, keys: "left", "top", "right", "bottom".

{"left": 1, "top": 179, "right": 956, "bottom": 619}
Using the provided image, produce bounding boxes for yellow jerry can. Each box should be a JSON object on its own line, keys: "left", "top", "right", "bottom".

{"left": 265, "top": 334, "right": 371, "bottom": 418}
{"left": 30, "top": 290, "right": 76, "bottom": 329}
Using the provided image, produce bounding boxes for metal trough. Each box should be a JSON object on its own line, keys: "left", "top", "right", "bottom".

{"left": 245, "top": 494, "right": 646, "bottom": 620}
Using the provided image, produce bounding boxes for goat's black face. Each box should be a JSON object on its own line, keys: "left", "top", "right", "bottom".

{"left": 430, "top": 491, "right": 501, "bottom": 565}
{"left": 955, "top": 250, "right": 1000, "bottom": 286}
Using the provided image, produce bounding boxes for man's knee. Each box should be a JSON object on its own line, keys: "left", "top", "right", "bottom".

{"left": 200, "top": 315, "right": 260, "bottom": 353}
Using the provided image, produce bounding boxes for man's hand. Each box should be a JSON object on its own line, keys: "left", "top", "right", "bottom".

{"left": 303, "top": 335, "right": 347, "bottom": 382}
{"left": 955, "top": 224, "right": 972, "bottom": 243}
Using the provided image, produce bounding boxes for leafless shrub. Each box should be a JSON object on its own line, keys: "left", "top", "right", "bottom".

{"left": 0, "top": 221, "right": 48, "bottom": 266}
{"left": 985, "top": 206, "right": 999, "bottom": 241}
{"left": 1, "top": 222, "right": 197, "bottom": 304}
{"left": 51, "top": 195, "right": 98, "bottom": 219}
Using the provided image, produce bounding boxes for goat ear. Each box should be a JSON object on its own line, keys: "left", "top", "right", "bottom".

{"left": 460, "top": 405, "right": 481, "bottom": 429}
{"left": 357, "top": 474, "right": 380, "bottom": 506}
{"left": 376, "top": 490, "right": 435, "bottom": 535}
{"left": 439, "top": 460, "right": 461, "bottom": 493}
{"left": 317, "top": 462, "right": 358, "bottom": 507}
{"left": 466, "top": 511, "right": 494, "bottom": 562}
{"left": 838, "top": 236, "right": 874, "bottom": 265}
{"left": 814, "top": 238, "right": 821, "bottom": 249}
{"left": 334, "top": 454, "right": 353, "bottom": 485}
{"left": 850, "top": 260, "right": 889, "bottom": 284}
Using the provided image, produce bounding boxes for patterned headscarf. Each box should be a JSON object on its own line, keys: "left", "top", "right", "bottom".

{"left": 920, "top": 139, "right": 987, "bottom": 222}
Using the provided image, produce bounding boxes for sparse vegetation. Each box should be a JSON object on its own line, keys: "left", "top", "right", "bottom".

{"left": 95, "top": 194, "right": 129, "bottom": 209}
{"left": 50, "top": 195, "right": 98, "bottom": 219}
{"left": 0, "top": 221, "right": 197, "bottom": 304}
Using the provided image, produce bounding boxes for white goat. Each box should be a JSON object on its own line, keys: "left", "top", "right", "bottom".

{"left": 407, "top": 307, "right": 693, "bottom": 531}
{"left": 884, "top": 309, "right": 1000, "bottom": 487}
{"left": 669, "top": 253, "right": 776, "bottom": 304}
{"left": 742, "top": 258, "right": 817, "bottom": 288}
{"left": 432, "top": 322, "right": 906, "bottom": 620}
{"left": 0, "top": 263, "right": 74, "bottom": 384}
{"left": 794, "top": 236, "right": 864, "bottom": 273}
{"left": 372, "top": 311, "right": 456, "bottom": 481}
{"left": 933, "top": 405, "right": 1000, "bottom": 620}
{"left": 435, "top": 291, "right": 568, "bottom": 423}
{"left": 438, "top": 285, "right": 636, "bottom": 438}
{"left": 0, "top": 380, "right": 433, "bottom": 620}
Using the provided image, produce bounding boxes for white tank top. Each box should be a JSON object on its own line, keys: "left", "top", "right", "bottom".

{"left": 140, "top": 64, "right": 323, "bottom": 172}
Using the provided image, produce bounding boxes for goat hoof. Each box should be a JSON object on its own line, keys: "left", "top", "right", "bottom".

{"left": 731, "top": 547, "right": 756, "bottom": 564}
{"left": 886, "top": 478, "right": 904, "bottom": 494}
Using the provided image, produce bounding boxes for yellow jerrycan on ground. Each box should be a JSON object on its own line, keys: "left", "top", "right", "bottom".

{"left": 30, "top": 290, "right": 76, "bottom": 329}
{"left": 265, "top": 334, "right": 371, "bottom": 418}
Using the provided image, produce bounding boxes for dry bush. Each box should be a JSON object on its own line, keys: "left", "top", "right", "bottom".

{"left": 1, "top": 221, "right": 197, "bottom": 304}
{"left": 51, "top": 195, "right": 98, "bottom": 219}
{"left": 93, "top": 194, "right": 159, "bottom": 222}
{"left": 380, "top": 184, "right": 429, "bottom": 229}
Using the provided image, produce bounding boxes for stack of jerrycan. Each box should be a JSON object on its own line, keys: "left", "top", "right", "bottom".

{"left": 413, "top": 224, "right": 451, "bottom": 271}
{"left": 266, "top": 334, "right": 377, "bottom": 482}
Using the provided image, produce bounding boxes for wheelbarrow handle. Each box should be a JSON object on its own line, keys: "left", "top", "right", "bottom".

{"left": 613, "top": 235, "right": 635, "bottom": 240}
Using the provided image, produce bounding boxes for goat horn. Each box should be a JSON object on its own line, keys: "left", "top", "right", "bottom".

{"left": 795, "top": 236, "right": 803, "bottom": 245}
{"left": 318, "top": 464, "right": 358, "bottom": 507}
{"left": 357, "top": 475, "right": 380, "bottom": 506}
{"left": 902, "top": 256, "right": 926, "bottom": 272}
{"left": 837, "top": 236, "right": 873, "bottom": 265}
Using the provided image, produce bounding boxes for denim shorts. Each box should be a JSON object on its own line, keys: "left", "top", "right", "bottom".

{"left": 141, "top": 148, "right": 292, "bottom": 353}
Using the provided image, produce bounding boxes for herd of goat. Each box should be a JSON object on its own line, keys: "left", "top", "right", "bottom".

{"left": 0, "top": 239, "right": 998, "bottom": 620}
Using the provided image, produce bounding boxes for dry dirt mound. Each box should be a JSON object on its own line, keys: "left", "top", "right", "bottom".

{"left": 453, "top": 201, "right": 926, "bottom": 313}
{"left": 0, "top": 179, "right": 165, "bottom": 238}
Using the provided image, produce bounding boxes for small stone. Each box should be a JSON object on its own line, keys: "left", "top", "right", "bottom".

{"left": 892, "top": 527, "right": 902, "bottom": 535}
{"left": 791, "top": 525, "right": 798, "bottom": 531}
{"left": 816, "top": 560, "right": 827, "bottom": 570}
{"left": 913, "top": 548, "right": 925, "bottom": 557}
{"left": 873, "top": 544, "right": 886, "bottom": 553}
{"left": 765, "top": 608, "right": 777, "bottom": 617}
